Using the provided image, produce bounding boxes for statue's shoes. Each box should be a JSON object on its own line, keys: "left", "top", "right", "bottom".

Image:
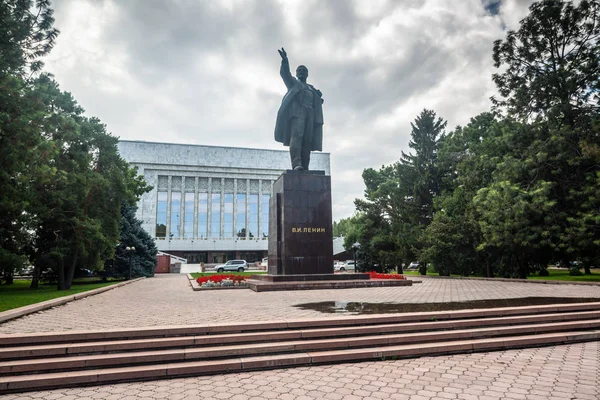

{"left": 293, "top": 166, "right": 304, "bottom": 171}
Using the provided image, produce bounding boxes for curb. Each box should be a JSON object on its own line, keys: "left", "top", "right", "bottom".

{"left": 0, "top": 278, "right": 145, "bottom": 324}
{"left": 413, "top": 275, "right": 600, "bottom": 286}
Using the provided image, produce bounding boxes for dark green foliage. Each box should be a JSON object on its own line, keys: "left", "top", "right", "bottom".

{"left": 538, "top": 269, "right": 550, "bottom": 276}
{"left": 346, "top": 110, "right": 447, "bottom": 272}
{"left": 1, "top": 1, "right": 58, "bottom": 284}
{"left": 346, "top": 0, "right": 600, "bottom": 279}
{"left": 0, "top": 0, "right": 59, "bottom": 75}
{"left": 492, "top": 0, "right": 600, "bottom": 121}
{"left": 103, "top": 204, "right": 157, "bottom": 279}
{"left": 569, "top": 267, "right": 583, "bottom": 276}
{"left": 0, "top": 1, "right": 151, "bottom": 290}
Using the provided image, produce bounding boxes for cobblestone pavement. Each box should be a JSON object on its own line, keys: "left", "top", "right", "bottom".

{"left": 1, "top": 274, "right": 600, "bottom": 334}
{"left": 1, "top": 275, "right": 600, "bottom": 399}
{"left": 1, "top": 341, "right": 598, "bottom": 400}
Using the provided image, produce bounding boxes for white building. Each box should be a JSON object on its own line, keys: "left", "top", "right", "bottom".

{"left": 118, "top": 140, "right": 331, "bottom": 264}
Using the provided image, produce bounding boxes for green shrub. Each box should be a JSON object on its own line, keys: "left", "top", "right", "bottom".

{"left": 538, "top": 269, "right": 550, "bottom": 276}
{"left": 569, "top": 267, "right": 583, "bottom": 276}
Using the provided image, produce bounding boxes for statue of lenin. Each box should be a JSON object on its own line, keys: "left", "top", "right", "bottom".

{"left": 274, "top": 48, "right": 324, "bottom": 171}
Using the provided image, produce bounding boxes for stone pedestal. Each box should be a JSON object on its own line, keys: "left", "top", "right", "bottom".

{"left": 268, "top": 171, "right": 333, "bottom": 275}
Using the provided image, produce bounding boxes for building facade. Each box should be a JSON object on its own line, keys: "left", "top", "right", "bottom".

{"left": 118, "top": 140, "right": 331, "bottom": 264}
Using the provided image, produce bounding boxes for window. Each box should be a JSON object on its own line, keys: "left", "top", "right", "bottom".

{"left": 223, "top": 193, "right": 233, "bottom": 238}
{"left": 236, "top": 193, "right": 246, "bottom": 238}
{"left": 211, "top": 193, "right": 221, "bottom": 238}
{"left": 197, "top": 193, "right": 208, "bottom": 238}
{"left": 248, "top": 194, "right": 258, "bottom": 238}
{"left": 260, "top": 194, "right": 270, "bottom": 238}
{"left": 156, "top": 191, "right": 167, "bottom": 237}
{"left": 183, "top": 192, "right": 194, "bottom": 238}
{"left": 170, "top": 191, "right": 181, "bottom": 238}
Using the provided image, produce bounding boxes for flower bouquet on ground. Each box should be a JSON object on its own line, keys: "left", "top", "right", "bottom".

{"left": 367, "top": 271, "right": 406, "bottom": 280}
{"left": 196, "top": 274, "right": 248, "bottom": 288}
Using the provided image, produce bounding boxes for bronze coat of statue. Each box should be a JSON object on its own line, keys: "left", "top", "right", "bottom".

{"left": 274, "top": 48, "right": 324, "bottom": 171}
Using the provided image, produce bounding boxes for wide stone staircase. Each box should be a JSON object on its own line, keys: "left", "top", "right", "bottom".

{"left": 1, "top": 301, "right": 600, "bottom": 393}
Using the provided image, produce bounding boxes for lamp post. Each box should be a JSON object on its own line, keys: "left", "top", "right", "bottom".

{"left": 125, "top": 246, "right": 136, "bottom": 280}
{"left": 352, "top": 242, "right": 360, "bottom": 272}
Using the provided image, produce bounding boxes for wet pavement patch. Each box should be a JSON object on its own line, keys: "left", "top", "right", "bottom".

{"left": 293, "top": 297, "right": 600, "bottom": 315}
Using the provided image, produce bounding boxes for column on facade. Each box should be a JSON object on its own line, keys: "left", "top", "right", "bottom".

{"left": 246, "top": 178, "right": 250, "bottom": 239}
{"left": 220, "top": 177, "right": 224, "bottom": 240}
{"left": 258, "top": 179, "right": 263, "bottom": 240}
{"left": 166, "top": 176, "right": 172, "bottom": 241}
{"left": 207, "top": 177, "right": 212, "bottom": 238}
{"left": 194, "top": 177, "right": 199, "bottom": 239}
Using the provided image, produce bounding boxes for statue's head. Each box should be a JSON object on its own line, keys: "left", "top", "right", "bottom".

{"left": 296, "top": 65, "right": 308, "bottom": 81}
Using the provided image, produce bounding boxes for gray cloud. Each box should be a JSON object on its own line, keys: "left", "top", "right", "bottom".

{"left": 46, "top": 0, "right": 535, "bottom": 221}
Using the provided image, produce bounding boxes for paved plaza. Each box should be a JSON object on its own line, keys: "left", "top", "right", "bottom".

{"left": 1, "top": 275, "right": 599, "bottom": 399}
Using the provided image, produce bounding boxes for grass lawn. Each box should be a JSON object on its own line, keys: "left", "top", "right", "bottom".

{"left": 0, "top": 279, "right": 122, "bottom": 313}
{"left": 402, "top": 268, "right": 600, "bottom": 282}
{"left": 190, "top": 271, "right": 266, "bottom": 279}
{"left": 528, "top": 268, "right": 600, "bottom": 282}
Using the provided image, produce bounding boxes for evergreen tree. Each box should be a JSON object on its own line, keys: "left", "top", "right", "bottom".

{"left": 104, "top": 203, "right": 157, "bottom": 279}
{"left": 0, "top": 0, "right": 59, "bottom": 283}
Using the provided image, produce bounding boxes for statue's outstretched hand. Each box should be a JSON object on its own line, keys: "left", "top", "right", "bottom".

{"left": 278, "top": 47, "right": 288, "bottom": 61}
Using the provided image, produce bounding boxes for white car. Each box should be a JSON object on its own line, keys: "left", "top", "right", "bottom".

{"left": 406, "top": 261, "right": 420, "bottom": 270}
{"left": 335, "top": 261, "right": 355, "bottom": 272}
{"left": 215, "top": 260, "right": 248, "bottom": 273}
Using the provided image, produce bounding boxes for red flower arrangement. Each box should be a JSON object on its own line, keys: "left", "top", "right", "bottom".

{"left": 367, "top": 271, "right": 406, "bottom": 280}
{"left": 196, "top": 274, "right": 247, "bottom": 284}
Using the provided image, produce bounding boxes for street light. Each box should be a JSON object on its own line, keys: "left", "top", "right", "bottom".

{"left": 352, "top": 242, "right": 360, "bottom": 272}
{"left": 125, "top": 246, "right": 136, "bottom": 280}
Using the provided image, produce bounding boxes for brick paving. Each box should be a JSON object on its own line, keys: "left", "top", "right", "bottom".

{"left": 2, "top": 274, "right": 600, "bottom": 334}
{"left": 1, "top": 342, "right": 598, "bottom": 400}
{"left": 1, "top": 274, "right": 600, "bottom": 399}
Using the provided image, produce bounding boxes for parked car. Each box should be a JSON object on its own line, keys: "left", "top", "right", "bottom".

{"left": 333, "top": 262, "right": 346, "bottom": 271}
{"left": 335, "top": 261, "right": 355, "bottom": 272}
{"left": 215, "top": 260, "right": 248, "bottom": 273}
{"left": 406, "top": 261, "right": 420, "bottom": 270}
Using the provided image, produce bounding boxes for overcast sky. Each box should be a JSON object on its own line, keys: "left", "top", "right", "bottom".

{"left": 45, "top": 0, "right": 535, "bottom": 221}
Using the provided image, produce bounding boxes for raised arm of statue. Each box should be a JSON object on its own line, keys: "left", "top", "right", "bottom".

{"left": 278, "top": 47, "right": 294, "bottom": 89}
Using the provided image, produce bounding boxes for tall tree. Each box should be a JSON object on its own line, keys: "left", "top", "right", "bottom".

{"left": 0, "top": 0, "right": 59, "bottom": 282}
{"left": 482, "top": 0, "right": 600, "bottom": 274}
{"left": 353, "top": 110, "right": 447, "bottom": 271}
{"left": 421, "top": 113, "right": 504, "bottom": 277}
{"left": 29, "top": 77, "right": 150, "bottom": 290}
{"left": 399, "top": 109, "right": 447, "bottom": 227}
{"left": 492, "top": 0, "right": 600, "bottom": 122}
{"left": 0, "top": 0, "right": 59, "bottom": 76}
{"left": 104, "top": 203, "right": 158, "bottom": 279}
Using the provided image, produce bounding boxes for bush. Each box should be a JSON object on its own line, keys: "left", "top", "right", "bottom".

{"left": 538, "top": 269, "right": 550, "bottom": 276}
{"left": 569, "top": 267, "right": 583, "bottom": 276}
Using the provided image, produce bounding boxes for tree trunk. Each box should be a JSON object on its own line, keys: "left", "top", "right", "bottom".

{"left": 518, "top": 261, "right": 527, "bottom": 279}
{"left": 30, "top": 262, "right": 40, "bottom": 289}
{"left": 584, "top": 264, "right": 591, "bottom": 275}
{"left": 486, "top": 264, "right": 494, "bottom": 278}
{"left": 65, "top": 252, "right": 78, "bottom": 289}
{"left": 57, "top": 257, "right": 67, "bottom": 290}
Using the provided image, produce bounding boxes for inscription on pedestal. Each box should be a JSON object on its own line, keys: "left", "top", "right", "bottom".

{"left": 268, "top": 171, "right": 333, "bottom": 275}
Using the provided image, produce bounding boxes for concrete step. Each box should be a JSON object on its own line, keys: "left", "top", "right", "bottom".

{"left": 1, "top": 330, "right": 599, "bottom": 393}
{"left": 2, "top": 309, "right": 600, "bottom": 361}
{"left": 0, "top": 311, "right": 600, "bottom": 361}
{"left": 2, "top": 301, "right": 599, "bottom": 347}
{"left": 2, "top": 302, "right": 600, "bottom": 394}
{"left": 1, "top": 319, "right": 600, "bottom": 375}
